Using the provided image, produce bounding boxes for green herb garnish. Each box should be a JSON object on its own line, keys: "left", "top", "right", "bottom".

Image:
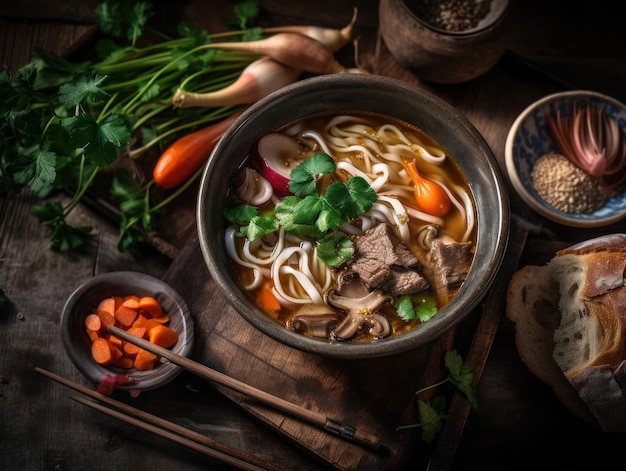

{"left": 397, "top": 349, "right": 478, "bottom": 443}
{"left": 394, "top": 292, "right": 438, "bottom": 322}
{"left": 225, "top": 152, "right": 377, "bottom": 267}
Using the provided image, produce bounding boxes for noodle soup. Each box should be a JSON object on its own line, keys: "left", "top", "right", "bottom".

{"left": 223, "top": 112, "right": 476, "bottom": 344}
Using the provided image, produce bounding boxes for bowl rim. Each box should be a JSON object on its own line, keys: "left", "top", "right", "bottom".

{"left": 504, "top": 89, "right": 626, "bottom": 228}
{"left": 197, "top": 73, "right": 510, "bottom": 359}
{"left": 60, "top": 271, "right": 194, "bottom": 390}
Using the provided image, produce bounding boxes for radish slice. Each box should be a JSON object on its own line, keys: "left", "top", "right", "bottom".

{"left": 233, "top": 167, "right": 274, "bottom": 206}
{"left": 253, "top": 132, "right": 304, "bottom": 196}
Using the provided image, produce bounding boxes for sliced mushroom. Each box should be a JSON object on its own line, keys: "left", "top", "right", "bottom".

{"left": 325, "top": 278, "right": 394, "bottom": 341}
{"left": 288, "top": 304, "right": 343, "bottom": 338}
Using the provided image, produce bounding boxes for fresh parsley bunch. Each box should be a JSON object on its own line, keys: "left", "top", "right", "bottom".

{"left": 0, "top": 0, "right": 261, "bottom": 252}
{"left": 224, "top": 152, "right": 377, "bottom": 267}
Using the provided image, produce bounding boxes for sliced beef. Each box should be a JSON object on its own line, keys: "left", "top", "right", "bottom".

{"left": 355, "top": 223, "right": 419, "bottom": 267}
{"left": 347, "top": 223, "right": 428, "bottom": 296}
{"left": 381, "top": 267, "right": 430, "bottom": 297}
{"left": 430, "top": 237, "right": 473, "bottom": 289}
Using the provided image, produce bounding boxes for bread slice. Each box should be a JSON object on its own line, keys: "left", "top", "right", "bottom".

{"left": 506, "top": 233, "right": 626, "bottom": 431}
{"left": 506, "top": 265, "right": 599, "bottom": 427}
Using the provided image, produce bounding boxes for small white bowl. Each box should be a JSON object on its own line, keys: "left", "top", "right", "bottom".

{"left": 505, "top": 90, "right": 626, "bottom": 227}
{"left": 61, "top": 271, "right": 194, "bottom": 391}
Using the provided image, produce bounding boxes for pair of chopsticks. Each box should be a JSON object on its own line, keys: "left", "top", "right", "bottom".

{"left": 37, "top": 326, "right": 381, "bottom": 469}
{"left": 107, "top": 325, "right": 381, "bottom": 451}
{"left": 35, "top": 366, "right": 279, "bottom": 471}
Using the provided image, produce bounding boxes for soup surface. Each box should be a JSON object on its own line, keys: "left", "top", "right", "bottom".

{"left": 223, "top": 112, "right": 477, "bottom": 343}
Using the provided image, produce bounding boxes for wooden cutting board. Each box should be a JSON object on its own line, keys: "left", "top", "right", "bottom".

{"left": 158, "top": 216, "right": 529, "bottom": 470}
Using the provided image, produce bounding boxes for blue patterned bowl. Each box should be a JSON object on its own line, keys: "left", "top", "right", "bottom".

{"left": 505, "top": 90, "right": 626, "bottom": 227}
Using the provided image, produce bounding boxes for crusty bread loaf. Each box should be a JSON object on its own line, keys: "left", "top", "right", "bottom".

{"left": 506, "top": 233, "right": 626, "bottom": 431}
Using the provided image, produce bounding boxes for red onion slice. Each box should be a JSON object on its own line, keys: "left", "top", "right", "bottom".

{"left": 253, "top": 132, "right": 304, "bottom": 196}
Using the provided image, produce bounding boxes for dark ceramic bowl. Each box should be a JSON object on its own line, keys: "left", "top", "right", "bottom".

{"left": 197, "top": 73, "right": 510, "bottom": 359}
{"left": 379, "top": 0, "right": 510, "bottom": 84}
{"left": 61, "top": 271, "right": 194, "bottom": 390}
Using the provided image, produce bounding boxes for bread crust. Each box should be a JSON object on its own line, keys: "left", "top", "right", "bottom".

{"left": 507, "top": 233, "right": 626, "bottom": 431}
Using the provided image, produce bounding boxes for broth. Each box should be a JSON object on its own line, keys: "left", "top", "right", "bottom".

{"left": 224, "top": 112, "right": 477, "bottom": 343}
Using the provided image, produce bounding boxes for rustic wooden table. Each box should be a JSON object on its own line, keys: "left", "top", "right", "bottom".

{"left": 2, "top": 1, "right": 626, "bottom": 470}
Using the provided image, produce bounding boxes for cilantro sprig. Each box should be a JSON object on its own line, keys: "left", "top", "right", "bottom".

{"left": 397, "top": 349, "right": 478, "bottom": 444}
{"left": 1, "top": 0, "right": 264, "bottom": 252}
{"left": 224, "top": 153, "right": 377, "bottom": 267}
{"left": 394, "top": 292, "right": 438, "bottom": 322}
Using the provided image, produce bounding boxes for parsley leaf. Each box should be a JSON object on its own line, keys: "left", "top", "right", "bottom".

{"left": 58, "top": 73, "right": 110, "bottom": 108}
{"left": 95, "top": 0, "right": 154, "bottom": 45}
{"left": 233, "top": 0, "right": 259, "bottom": 29}
{"left": 445, "top": 349, "right": 479, "bottom": 409}
{"left": 397, "top": 349, "right": 478, "bottom": 443}
{"left": 394, "top": 292, "right": 438, "bottom": 322}
{"left": 61, "top": 113, "right": 131, "bottom": 167}
{"left": 288, "top": 152, "right": 336, "bottom": 197}
{"left": 316, "top": 232, "right": 354, "bottom": 268}
{"left": 324, "top": 176, "right": 376, "bottom": 220}
{"left": 12, "top": 146, "right": 56, "bottom": 194}
{"left": 31, "top": 201, "right": 92, "bottom": 252}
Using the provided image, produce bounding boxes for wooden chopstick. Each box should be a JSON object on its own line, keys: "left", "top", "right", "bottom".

{"left": 35, "top": 367, "right": 287, "bottom": 471}
{"left": 108, "top": 325, "right": 382, "bottom": 451}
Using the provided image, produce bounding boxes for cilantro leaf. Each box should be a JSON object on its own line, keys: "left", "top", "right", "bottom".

{"left": 397, "top": 349, "right": 478, "bottom": 443}
{"left": 49, "top": 220, "right": 92, "bottom": 252}
{"left": 418, "top": 397, "right": 447, "bottom": 443}
{"left": 61, "top": 113, "right": 131, "bottom": 167}
{"left": 316, "top": 232, "right": 354, "bottom": 267}
{"left": 288, "top": 152, "right": 336, "bottom": 197}
{"left": 324, "top": 176, "right": 376, "bottom": 221}
{"left": 241, "top": 215, "right": 278, "bottom": 240}
{"left": 233, "top": 0, "right": 259, "bottom": 29}
{"left": 394, "top": 292, "right": 438, "bottom": 322}
{"left": 58, "top": 73, "right": 110, "bottom": 108}
{"left": 95, "top": 0, "right": 154, "bottom": 45}
{"left": 31, "top": 201, "right": 92, "bottom": 251}
{"left": 12, "top": 146, "right": 56, "bottom": 193}
{"left": 110, "top": 169, "right": 156, "bottom": 251}
{"left": 394, "top": 295, "right": 416, "bottom": 321}
{"left": 445, "top": 349, "right": 479, "bottom": 409}
{"left": 224, "top": 204, "right": 258, "bottom": 226}
{"left": 277, "top": 195, "right": 324, "bottom": 238}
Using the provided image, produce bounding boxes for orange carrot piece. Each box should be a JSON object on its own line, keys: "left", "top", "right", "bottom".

{"left": 148, "top": 324, "right": 179, "bottom": 348}
{"left": 127, "top": 326, "right": 147, "bottom": 339}
{"left": 150, "top": 314, "right": 170, "bottom": 324}
{"left": 121, "top": 297, "right": 140, "bottom": 311}
{"left": 86, "top": 329, "right": 100, "bottom": 342}
{"left": 256, "top": 287, "right": 281, "bottom": 311}
{"left": 132, "top": 314, "right": 162, "bottom": 331}
{"left": 97, "top": 297, "right": 115, "bottom": 317}
{"left": 138, "top": 296, "right": 162, "bottom": 318}
{"left": 108, "top": 334, "right": 123, "bottom": 349}
{"left": 122, "top": 341, "right": 140, "bottom": 358}
{"left": 91, "top": 338, "right": 121, "bottom": 366}
{"left": 114, "top": 305, "right": 138, "bottom": 329}
{"left": 113, "top": 355, "right": 134, "bottom": 369}
{"left": 113, "top": 296, "right": 124, "bottom": 310}
{"left": 96, "top": 298, "right": 116, "bottom": 328}
{"left": 124, "top": 294, "right": 140, "bottom": 302}
{"left": 85, "top": 313, "right": 102, "bottom": 333}
{"left": 134, "top": 348, "right": 158, "bottom": 371}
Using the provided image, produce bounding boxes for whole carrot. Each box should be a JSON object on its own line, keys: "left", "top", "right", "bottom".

{"left": 153, "top": 109, "right": 243, "bottom": 189}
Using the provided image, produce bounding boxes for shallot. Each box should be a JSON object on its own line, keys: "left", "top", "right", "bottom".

{"left": 201, "top": 32, "right": 347, "bottom": 75}
{"left": 173, "top": 57, "right": 302, "bottom": 109}
{"left": 263, "top": 8, "right": 358, "bottom": 52}
{"left": 546, "top": 102, "right": 626, "bottom": 188}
